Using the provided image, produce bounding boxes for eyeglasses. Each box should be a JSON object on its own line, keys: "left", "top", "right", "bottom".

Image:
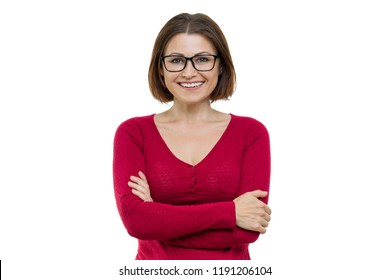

{"left": 161, "top": 54, "right": 218, "bottom": 72}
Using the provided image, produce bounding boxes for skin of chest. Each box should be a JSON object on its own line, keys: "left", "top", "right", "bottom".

{"left": 156, "top": 121, "right": 229, "bottom": 166}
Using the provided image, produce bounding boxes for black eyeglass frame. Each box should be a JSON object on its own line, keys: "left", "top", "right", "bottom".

{"left": 161, "top": 54, "right": 219, "bottom": 72}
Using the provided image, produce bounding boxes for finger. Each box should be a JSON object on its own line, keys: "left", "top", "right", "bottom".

{"left": 131, "top": 188, "right": 145, "bottom": 199}
{"left": 130, "top": 176, "right": 149, "bottom": 189}
{"left": 258, "top": 210, "right": 271, "bottom": 221}
{"left": 256, "top": 221, "right": 267, "bottom": 233}
{"left": 138, "top": 171, "right": 148, "bottom": 182}
{"left": 264, "top": 205, "right": 272, "bottom": 215}
{"left": 132, "top": 189, "right": 153, "bottom": 202}
{"left": 250, "top": 190, "right": 268, "bottom": 198}
{"left": 257, "top": 225, "right": 266, "bottom": 234}
{"left": 258, "top": 203, "right": 272, "bottom": 215}
{"left": 130, "top": 175, "right": 143, "bottom": 184}
{"left": 260, "top": 218, "right": 269, "bottom": 228}
{"left": 128, "top": 181, "right": 148, "bottom": 194}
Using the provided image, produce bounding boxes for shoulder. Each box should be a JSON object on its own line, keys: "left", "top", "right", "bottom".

{"left": 116, "top": 114, "right": 154, "bottom": 131}
{"left": 228, "top": 114, "right": 270, "bottom": 148}
{"left": 230, "top": 114, "right": 268, "bottom": 134}
{"left": 114, "top": 114, "right": 155, "bottom": 143}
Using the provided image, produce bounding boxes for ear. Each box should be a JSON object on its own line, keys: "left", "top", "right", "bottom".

{"left": 218, "top": 67, "right": 223, "bottom": 75}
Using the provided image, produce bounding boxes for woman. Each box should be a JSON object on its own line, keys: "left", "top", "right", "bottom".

{"left": 113, "top": 13, "right": 271, "bottom": 260}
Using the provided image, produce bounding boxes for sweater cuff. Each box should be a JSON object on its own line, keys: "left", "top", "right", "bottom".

{"left": 214, "top": 201, "right": 236, "bottom": 229}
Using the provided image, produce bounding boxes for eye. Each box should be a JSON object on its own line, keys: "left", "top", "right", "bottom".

{"left": 168, "top": 57, "right": 186, "bottom": 64}
{"left": 194, "top": 56, "right": 211, "bottom": 63}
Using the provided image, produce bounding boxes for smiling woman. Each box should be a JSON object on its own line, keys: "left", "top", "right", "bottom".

{"left": 159, "top": 33, "right": 220, "bottom": 106}
{"left": 113, "top": 13, "right": 271, "bottom": 260}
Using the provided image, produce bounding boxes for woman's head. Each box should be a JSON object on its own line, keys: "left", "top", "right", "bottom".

{"left": 148, "top": 13, "right": 236, "bottom": 103}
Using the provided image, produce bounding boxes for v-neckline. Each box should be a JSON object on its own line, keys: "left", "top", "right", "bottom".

{"left": 150, "top": 113, "right": 233, "bottom": 168}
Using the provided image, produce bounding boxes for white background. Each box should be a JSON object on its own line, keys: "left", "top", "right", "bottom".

{"left": 1, "top": 0, "right": 389, "bottom": 279}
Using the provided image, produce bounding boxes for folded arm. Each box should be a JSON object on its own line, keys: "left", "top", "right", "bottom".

{"left": 113, "top": 120, "right": 236, "bottom": 241}
{"left": 126, "top": 119, "right": 271, "bottom": 248}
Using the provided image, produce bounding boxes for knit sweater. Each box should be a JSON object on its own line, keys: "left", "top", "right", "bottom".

{"left": 113, "top": 114, "right": 270, "bottom": 260}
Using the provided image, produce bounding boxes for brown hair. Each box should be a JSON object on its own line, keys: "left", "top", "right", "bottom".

{"left": 148, "top": 13, "right": 236, "bottom": 103}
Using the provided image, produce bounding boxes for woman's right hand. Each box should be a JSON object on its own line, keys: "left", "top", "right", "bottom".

{"left": 233, "top": 190, "right": 271, "bottom": 233}
{"left": 128, "top": 171, "right": 153, "bottom": 202}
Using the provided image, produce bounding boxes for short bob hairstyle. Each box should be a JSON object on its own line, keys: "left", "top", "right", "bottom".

{"left": 148, "top": 13, "right": 236, "bottom": 103}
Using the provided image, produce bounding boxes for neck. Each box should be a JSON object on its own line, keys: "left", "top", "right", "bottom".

{"left": 166, "top": 100, "right": 216, "bottom": 123}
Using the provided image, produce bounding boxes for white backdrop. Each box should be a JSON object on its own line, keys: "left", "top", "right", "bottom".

{"left": 1, "top": 0, "right": 389, "bottom": 279}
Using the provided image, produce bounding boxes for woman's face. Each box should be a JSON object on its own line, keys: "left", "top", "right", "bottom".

{"left": 161, "top": 33, "right": 220, "bottom": 105}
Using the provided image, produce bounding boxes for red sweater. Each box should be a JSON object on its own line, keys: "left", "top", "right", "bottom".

{"left": 113, "top": 114, "right": 270, "bottom": 260}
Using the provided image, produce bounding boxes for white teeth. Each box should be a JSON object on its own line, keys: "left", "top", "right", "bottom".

{"left": 180, "top": 82, "right": 203, "bottom": 88}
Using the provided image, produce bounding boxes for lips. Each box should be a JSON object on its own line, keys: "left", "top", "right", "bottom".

{"left": 179, "top": 82, "right": 204, "bottom": 88}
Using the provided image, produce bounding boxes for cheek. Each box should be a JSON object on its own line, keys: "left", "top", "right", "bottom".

{"left": 163, "top": 74, "right": 180, "bottom": 93}
{"left": 162, "top": 67, "right": 176, "bottom": 80}
{"left": 206, "top": 72, "right": 220, "bottom": 87}
{"left": 163, "top": 73, "right": 178, "bottom": 85}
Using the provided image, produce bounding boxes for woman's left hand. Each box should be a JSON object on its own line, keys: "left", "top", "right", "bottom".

{"left": 128, "top": 171, "right": 153, "bottom": 202}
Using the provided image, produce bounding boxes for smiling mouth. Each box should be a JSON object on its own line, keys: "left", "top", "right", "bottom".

{"left": 179, "top": 82, "right": 204, "bottom": 88}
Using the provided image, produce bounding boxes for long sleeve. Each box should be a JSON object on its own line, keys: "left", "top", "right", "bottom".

{"left": 162, "top": 119, "right": 271, "bottom": 249}
{"left": 163, "top": 228, "right": 259, "bottom": 249}
{"left": 113, "top": 119, "right": 236, "bottom": 241}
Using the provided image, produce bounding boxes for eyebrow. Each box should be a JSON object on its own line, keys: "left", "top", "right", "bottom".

{"left": 165, "top": 51, "right": 214, "bottom": 57}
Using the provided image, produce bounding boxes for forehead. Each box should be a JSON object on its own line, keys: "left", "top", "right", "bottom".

{"left": 164, "top": 33, "right": 216, "bottom": 55}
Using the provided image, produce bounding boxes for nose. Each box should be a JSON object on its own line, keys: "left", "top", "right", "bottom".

{"left": 181, "top": 59, "right": 197, "bottom": 78}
